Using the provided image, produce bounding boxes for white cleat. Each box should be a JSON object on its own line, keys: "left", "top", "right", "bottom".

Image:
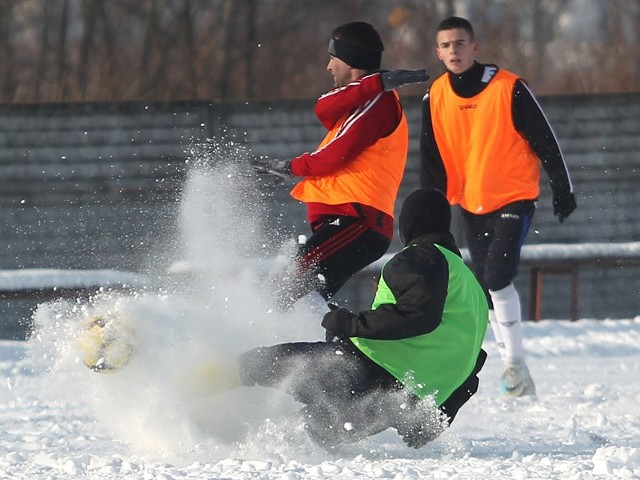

{"left": 189, "top": 362, "right": 242, "bottom": 397}
{"left": 500, "top": 365, "right": 536, "bottom": 397}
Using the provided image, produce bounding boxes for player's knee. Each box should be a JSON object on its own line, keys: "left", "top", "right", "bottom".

{"left": 483, "top": 272, "right": 513, "bottom": 292}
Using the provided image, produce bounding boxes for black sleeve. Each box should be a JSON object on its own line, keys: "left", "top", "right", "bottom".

{"left": 350, "top": 245, "right": 448, "bottom": 340}
{"left": 419, "top": 91, "right": 448, "bottom": 192}
{"left": 512, "top": 80, "right": 574, "bottom": 196}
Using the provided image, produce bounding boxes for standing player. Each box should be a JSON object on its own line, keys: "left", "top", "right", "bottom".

{"left": 420, "top": 16, "right": 576, "bottom": 397}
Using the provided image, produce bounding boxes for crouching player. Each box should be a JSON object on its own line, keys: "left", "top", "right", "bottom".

{"left": 216, "top": 189, "right": 488, "bottom": 447}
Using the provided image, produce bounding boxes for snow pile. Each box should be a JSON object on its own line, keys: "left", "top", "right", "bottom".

{"left": 0, "top": 269, "right": 147, "bottom": 292}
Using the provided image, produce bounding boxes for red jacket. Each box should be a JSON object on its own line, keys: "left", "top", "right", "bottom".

{"left": 290, "top": 73, "right": 408, "bottom": 237}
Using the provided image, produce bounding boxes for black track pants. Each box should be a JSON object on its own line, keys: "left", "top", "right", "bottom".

{"left": 461, "top": 201, "right": 535, "bottom": 295}
{"left": 274, "top": 216, "right": 390, "bottom": 308}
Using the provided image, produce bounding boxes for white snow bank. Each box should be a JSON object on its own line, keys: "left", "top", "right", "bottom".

{"left": 364, "top": 241, "right": 640, "bottom": 270}
{"left": 0, "top": 269, "right": 148, "bottom": 291}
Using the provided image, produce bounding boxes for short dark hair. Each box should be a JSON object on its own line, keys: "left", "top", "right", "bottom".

{"left": 436, "top": 16, "right": 474, "bottom": 41}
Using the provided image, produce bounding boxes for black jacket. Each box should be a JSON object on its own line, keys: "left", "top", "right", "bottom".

{"left": 346, "top": 231, "right": 460, "bottom": 340}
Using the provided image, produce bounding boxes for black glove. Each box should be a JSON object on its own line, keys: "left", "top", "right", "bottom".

{"left": 552, "top": 191, "right": 577, "bottom": 223}
{"left": 393, "top": 395, "right": 447, "bottom": 448}
{"left": 321, "top": 307, "right": 358, "bottom": 341}
{"left": 250, "top": 157, "right": 293, "bottom": 180}
{"left": 380, "top": 69, "right": 430, "bottom": 91}
{"left": 324, "top": 303, "right": 339, "bottom": 341}
{"left": 396, "top": 421, "right": 442, "bottom": 449}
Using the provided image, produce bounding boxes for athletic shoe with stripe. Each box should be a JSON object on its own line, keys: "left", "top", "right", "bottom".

{"left": 500, "top": 365, "right": 536, "bottom": 397}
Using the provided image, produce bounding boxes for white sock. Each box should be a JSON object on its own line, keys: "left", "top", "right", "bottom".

{"left": 490, "top": 284, "right": 527, "bottom": 367}
{"left": 488, "top": 309, "right": 507, "bottom": 363}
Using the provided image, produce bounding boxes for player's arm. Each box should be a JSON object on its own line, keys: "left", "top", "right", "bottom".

{"left": 314, "top": 73, "right": 386, "bottom": 129}
{"left": 512, "top": 80, "right": 574, "bottom": 196}
{"left": 419, "top": 91, "right": 448, "bottom": 192}
{"left": 291, "top": 91, "right": 401, "bottom": 177}
{"left": 322, "top": 247, "right": 448, "bottom": 340}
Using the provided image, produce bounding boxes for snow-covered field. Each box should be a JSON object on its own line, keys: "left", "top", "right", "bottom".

{"left": 1, "top": 149, "right": 638, "bottom": 479}
{"left": 3, "top": 311, "right": 640, "bottom": 480}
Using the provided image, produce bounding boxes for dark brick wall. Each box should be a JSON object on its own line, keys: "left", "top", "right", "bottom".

{"left": 0, "top": 101, "right": 212, "bottom": 271}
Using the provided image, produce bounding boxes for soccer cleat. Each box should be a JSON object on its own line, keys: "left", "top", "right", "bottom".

{"left": 77, "top": 314, "right": 135, "bottom": 373}
{"left": 500, "top": 365, "right": 536, "bottom": 397}
{"left": 190, "top": 362, "right": 242, "bottom": 396}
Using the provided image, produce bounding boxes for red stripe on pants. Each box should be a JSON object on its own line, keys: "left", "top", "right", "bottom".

{"left": 300, "top": 220, "right": 367, "bottom": 268}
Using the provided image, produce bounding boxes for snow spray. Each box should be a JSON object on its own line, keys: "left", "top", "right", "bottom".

{"left": 28, "top": 138, "right": 328, "bottom": 463}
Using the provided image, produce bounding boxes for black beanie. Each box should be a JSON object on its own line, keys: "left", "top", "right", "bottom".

{"left": 399, "top": 189, "right": 452, "bottom": 245}
{"left": 328, "top": 21, "right": 384, "bottom": 70}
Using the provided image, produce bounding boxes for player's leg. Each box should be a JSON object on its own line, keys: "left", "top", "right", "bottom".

{"left": 459, "top": 211, "right": 507, "bottom": 356}
{"left": 274, "top": 216, "right": 390, "bottom": 309}
{"left": 484, "top": 201, "right": 536, "bottom": 397}
{"left": 238, "top": 340, "right": 399, "bottom": 446}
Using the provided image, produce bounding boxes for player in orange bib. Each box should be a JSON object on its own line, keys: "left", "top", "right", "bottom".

{"left": 252, "top": 22, "right": 428, "bottom": 310}
{"left": 420, "top": 16, "right": 577, "bottom": 397}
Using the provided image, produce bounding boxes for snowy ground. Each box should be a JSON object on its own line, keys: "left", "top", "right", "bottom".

{"left": 2, "top": 311, "right": 640, "bottom": 479}
{"left": 1, "top": 148, "right": 639, "bottom": 479}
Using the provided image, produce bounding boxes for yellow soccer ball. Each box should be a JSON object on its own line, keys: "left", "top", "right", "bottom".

{"left": 77, "top": 315, "right": 135, "bottom": 372}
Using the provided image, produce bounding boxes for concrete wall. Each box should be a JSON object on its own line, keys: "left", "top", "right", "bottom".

{"left": 0, "top": 93, "right": 638, "bottom": 338}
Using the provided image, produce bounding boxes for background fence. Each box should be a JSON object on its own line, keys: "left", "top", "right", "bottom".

{"left": 0, "top": 93, "right": 638, "bottom": 337}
